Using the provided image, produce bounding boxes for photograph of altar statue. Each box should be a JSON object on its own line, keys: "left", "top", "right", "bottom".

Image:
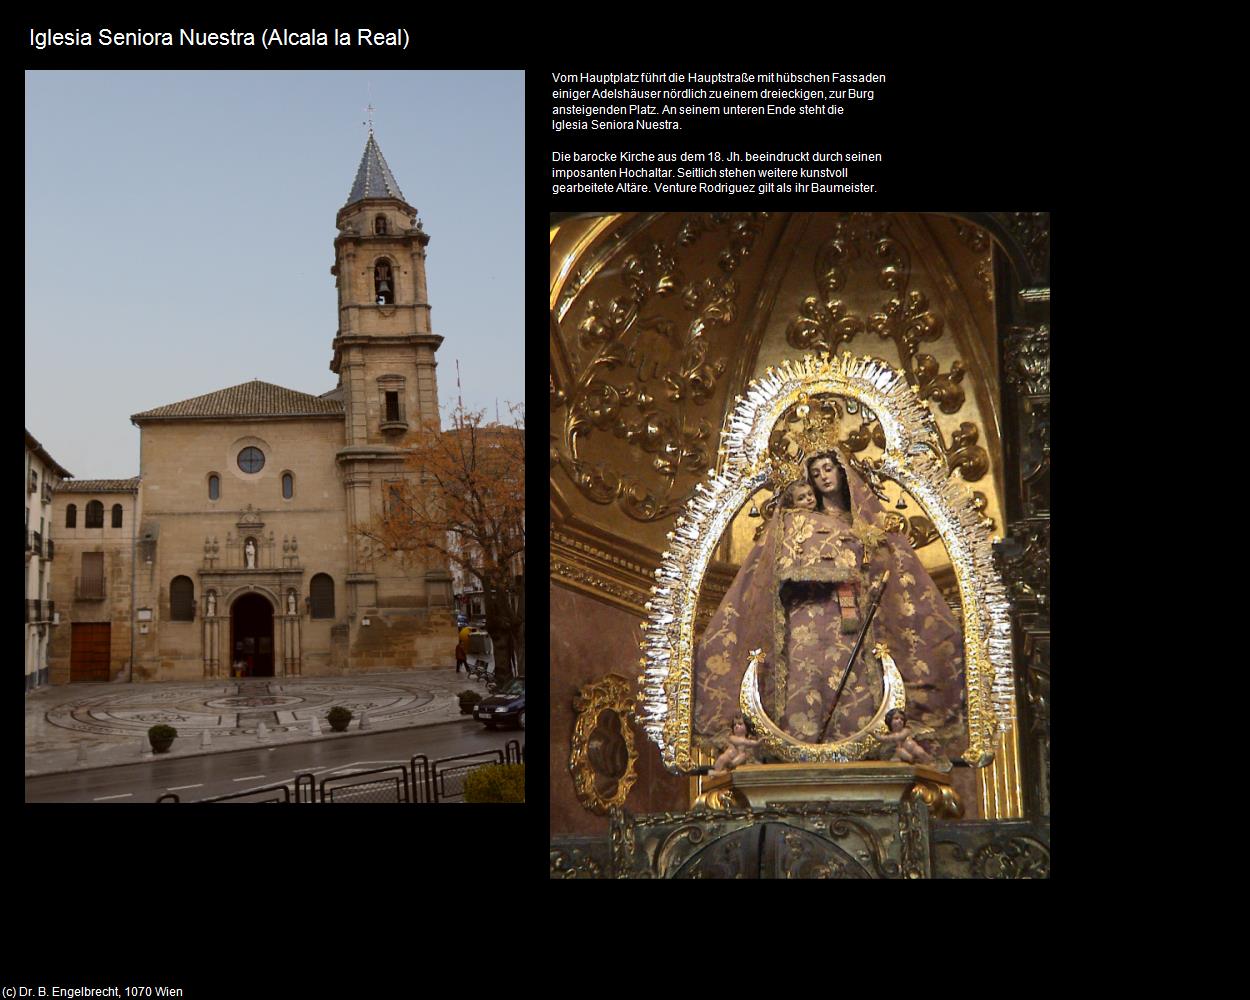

{"left": 551, "top": 212, "right": 1049, "bottom": 877}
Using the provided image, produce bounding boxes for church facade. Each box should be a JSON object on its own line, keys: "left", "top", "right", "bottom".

{"left": 48, "top": 132, "right": 454, "bottom": 683}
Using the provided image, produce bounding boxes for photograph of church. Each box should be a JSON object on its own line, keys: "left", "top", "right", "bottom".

{"left": 26, "top": 71, "right": 523, "bottom": 684}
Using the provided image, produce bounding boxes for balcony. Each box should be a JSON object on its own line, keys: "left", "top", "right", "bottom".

{"left": 45, "top": 539, "right": 54, "bottom": 561}
{"left": 32, "top": 530, "right": 42, "bottom": 557}
{"left": 41, "top": 482, "right": 53, "bottom": 505}
{"left": 75, "top": 577, "right": 106, "bottom": 601}
{"left": 25, "top": 599, "right": 54, "bottom": 622}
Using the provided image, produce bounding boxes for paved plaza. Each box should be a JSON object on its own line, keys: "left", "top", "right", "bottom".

{"left": 25, "top": 667, "right": 494, "bottom": 777}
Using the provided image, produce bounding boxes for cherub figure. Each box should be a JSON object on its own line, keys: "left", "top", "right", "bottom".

{"left": 876, "top": 708, "right": 936, "bottom": 766}
{"left": 709, "top": 714, "right": 762, "bottom": 777}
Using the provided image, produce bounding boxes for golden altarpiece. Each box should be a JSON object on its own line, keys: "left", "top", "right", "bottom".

{"left": 550, "top": 212, "right": 1049, "bottom": 878}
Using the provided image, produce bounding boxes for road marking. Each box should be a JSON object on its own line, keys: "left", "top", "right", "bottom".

{"left": 233, "top": 774, "right": 266, "bottom": 782}
{"left": 94, "top": 792, "right": 133, "bottom": 801}
{"left": 166, "top": 783, "right": 203, "bottom": 791}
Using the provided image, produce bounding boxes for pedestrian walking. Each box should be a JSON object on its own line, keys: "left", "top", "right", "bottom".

{"left": 455, "top": 639, "right": 467, "bottom": 674}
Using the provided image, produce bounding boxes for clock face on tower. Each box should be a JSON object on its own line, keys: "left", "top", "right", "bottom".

{"left": 237, "top": 447, "right": 265, "bottom": 474}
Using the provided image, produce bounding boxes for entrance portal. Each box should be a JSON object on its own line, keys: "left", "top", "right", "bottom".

{"left": 231, "top": 593, "right": 275, "bottom": 678}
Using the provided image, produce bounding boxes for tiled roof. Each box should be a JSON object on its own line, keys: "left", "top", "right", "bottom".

{"left": 131, "top": 379, "right": 345, "bottom": 422}
{"left": 25, "top": 429, "right": 72, "bottom": 479}
{"left": 55, "top": 478, "right": 139, "bottom": 493}
{"left": 346, "top": 132, "right": 406, "bottom": 204}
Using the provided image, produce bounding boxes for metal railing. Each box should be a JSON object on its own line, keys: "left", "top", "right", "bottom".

{"left": 432, "top": 750, "right": 505, "bottom": 802}
{"left": 75, "top": 577, "right": 106, "bottom": 600}
{"left": 154, "top": 749, "right": 517, "bottom": 804}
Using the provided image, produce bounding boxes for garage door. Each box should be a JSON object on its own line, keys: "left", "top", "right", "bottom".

{"left": 70, "top": 623, "right": 111, "bottom": 682}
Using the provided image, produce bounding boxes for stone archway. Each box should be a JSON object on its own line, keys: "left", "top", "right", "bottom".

{"left": 230, "top": 592, "right": 275, "bottom": 678}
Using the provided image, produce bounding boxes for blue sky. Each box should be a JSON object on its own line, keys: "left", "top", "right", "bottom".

{"left": 25, "top": 70, "right": 524, "bottom": 479}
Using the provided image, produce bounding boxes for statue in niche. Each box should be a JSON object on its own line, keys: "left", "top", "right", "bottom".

{"left": 287, "top": 591, "right": 297, "bottom": 616}
{"left": 244, "top": 537, "right": 257, "bottom": 569}
{"left": 206, "top": 592, "right": 216, "bottom": 617}
{"left": 693, "top": 403, "right": 966, "bottom": 763}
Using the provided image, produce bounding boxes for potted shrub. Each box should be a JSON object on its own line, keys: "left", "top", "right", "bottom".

{"left": 464, "top": 763, "right": 525, "bottom": 803}
{"left": 326, "top": 706, "right": 352, "bottom": 732}
{"left": 458, "top": 690, "right": 482, "bottom": 715}
{"left": 148, "top": 724, "right": 177, "bottom": 754}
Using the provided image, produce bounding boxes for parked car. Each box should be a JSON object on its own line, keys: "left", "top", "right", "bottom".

{"left": 473, "top": 677, "right": 525, "bottom": 729}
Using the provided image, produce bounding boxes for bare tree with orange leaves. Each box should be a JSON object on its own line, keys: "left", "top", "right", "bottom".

{"left": 360, "top": 403, "right": 524, "bottom": 680}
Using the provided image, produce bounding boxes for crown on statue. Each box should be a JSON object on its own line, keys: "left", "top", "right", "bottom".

{"left": 766, "top": 394, "right": 843, "bottom": 494}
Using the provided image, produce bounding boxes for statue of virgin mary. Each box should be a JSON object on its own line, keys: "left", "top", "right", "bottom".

{"left": 693, "top": 441, "right": 967, "bottom": 760}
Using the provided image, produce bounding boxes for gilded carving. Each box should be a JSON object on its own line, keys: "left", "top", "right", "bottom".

{"left": 611, "top": 800, "right": 927, "bottom": 879}
{"left": 909, "top": 780, "right": 965, "bottom": 820}
{"left": 550, "top": 556, "right": 646, "bottom": 610}
{"left": 1003, "top": 325, "right": 1051, "bottom": 395}
{"left": 951, "top": 220, "right": 989, "bottom": 253}
{"left": 951, "top": 220, "right": 993, "bottom": 304}
{"left": 939, "top": 835, "right": 1050, "bottom": 879}
{"left": 997, "top": 212, "right": 1050, "bottom": 279}
{"left": 570, "top": 674, "right": 639, "bottom": 815}
{"left": 946, "top": 421, "right": 990, "bottom": 482}
{"left": 994, "top": 522, "right": 1050, "bottom": 617}
{"left": 914, "top": 355, "right": 966, "bottom": 414}
{"left": 553, "top": 213, "right": 768, "bottom": 524}
{"left": 782, "top": 214, "right": 991, "bottom": 506}
{"left": 869, "top": 290, "right": 944, "bottom": 372}
{"left": 549, "top": 846, "right": 606, "bottom": 879}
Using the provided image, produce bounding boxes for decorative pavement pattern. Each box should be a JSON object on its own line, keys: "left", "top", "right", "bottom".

{"left": 25, "top": 668, "right": 492, "bottom": 777}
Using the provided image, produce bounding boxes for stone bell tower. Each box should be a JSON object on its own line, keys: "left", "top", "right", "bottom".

{"left": 330, "top": 128, "right": 450, "bottom": 652}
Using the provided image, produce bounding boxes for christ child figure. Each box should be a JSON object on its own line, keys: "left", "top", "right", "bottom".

{"left": 709, "top": 714, "right": 762, "bottom": 777}
{"left": 877, "top": 708, "right": 936, "bottom": 766}
{"left": 783, "top": 480, "right": 818, "bottom": 511}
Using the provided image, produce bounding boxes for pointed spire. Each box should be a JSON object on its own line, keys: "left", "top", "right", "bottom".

{"left": 346, "top": 132, "right": 405, "bottom": 205}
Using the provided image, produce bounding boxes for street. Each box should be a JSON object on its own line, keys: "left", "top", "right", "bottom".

{"left": 24, "top": 719, "right": 520, "bottom": 802}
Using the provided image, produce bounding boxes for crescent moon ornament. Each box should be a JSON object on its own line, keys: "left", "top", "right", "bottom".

{"left": 739, "top": 645, "right": 906, "bottom": 762}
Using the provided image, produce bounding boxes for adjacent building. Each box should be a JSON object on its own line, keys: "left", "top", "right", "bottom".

{"left": 25, "top": 430, "right": 71, "bottom": 691}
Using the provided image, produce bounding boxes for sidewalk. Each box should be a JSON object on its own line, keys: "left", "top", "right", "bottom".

{"left": 25, "top": 667, "right": 494, "bottom": 777}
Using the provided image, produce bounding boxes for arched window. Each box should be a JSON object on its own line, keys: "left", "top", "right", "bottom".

{"left": 111, "top": 504, "right": 123, "bottom": 528}
{"left": 374, "top": 259, "right": 394, "bottom": 305}
{"left": 65, "top": 504, "right": 77, "bottom": 528}
{"left": 374, "top": 214, "right": 388, "bottom": 235}
{"left": 282, "top": 472, "right": 293, "bottom": 500}
{"left": 170, "top": 576, "right": 195, "bottom": 621}
{"left": 208, "top": 474, "right": 220, "bottom": 501}
{"left": 310, "top": 573, "right": 335, "bottom": 619}
{"left": 85, "top": 500, "right": 104, "bottom": 528}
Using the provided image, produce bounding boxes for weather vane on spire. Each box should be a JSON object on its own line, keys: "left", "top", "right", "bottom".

{"left": 364, "top": 102, "right": 375, "bottom": 135}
